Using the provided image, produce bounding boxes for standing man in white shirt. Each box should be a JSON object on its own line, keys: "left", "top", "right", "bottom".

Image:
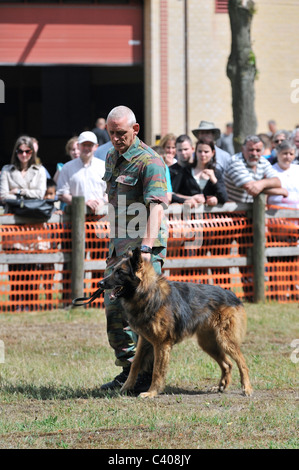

{"left": 57, "top": 131, "right": 107, "bottom": 213}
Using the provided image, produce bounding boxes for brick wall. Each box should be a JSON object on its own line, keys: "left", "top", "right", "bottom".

{"left": 144, "top": 0, "right": 299, "bottom": 145}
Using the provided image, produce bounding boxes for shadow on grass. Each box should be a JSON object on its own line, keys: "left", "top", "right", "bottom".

{"left": 1, "top": 383, "right": 212, "bottom": 400}
{"left": 1, "top": 383, "right": 111, "bottom": 400}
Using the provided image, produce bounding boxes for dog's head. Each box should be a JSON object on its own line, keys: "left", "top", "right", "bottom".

{"left": 99, "top": 247, "right": 143, "bottom": 301}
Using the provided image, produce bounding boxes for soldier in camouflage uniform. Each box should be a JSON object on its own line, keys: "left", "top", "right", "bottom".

{"left": 100, "top": 106, "right": 168, "bottom": 392}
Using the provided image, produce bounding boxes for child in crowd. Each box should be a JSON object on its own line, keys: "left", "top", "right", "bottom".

{"left": 44, "top": 178, "right": 63, "bottom": 214}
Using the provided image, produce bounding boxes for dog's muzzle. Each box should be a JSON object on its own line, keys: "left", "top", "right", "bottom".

{"left": 109, "top": 285, "right": 124, "bottom": 301}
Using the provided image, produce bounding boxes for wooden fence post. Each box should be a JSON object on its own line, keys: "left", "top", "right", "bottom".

{"left": 71, "top": 196, "right": 85, "bottom": 303}
{"left": 252, "top": 193, "right": 266, "bottom": 303}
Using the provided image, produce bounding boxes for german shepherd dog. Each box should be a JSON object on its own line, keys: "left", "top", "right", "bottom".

{"left": 100, "top": 248, "right": 253, "bottom": 398}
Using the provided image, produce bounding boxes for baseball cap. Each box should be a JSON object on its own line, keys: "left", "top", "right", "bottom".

{"left": 78, "top": 131, "right": 98, "bottom": 145}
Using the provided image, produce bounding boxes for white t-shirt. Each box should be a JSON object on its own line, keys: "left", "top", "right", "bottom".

{"left": 267, "top": 163, "right": 299, "bottom": 208}
{"left": 57, "top": 156, "right": 107, "bottom": 203}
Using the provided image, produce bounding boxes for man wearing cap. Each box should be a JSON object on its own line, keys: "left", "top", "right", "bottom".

{"left": 192, "top": 121, "right": 231, "bottom": 173}
{"left": 57, "top": 131, "right": 107, "bottom": 213}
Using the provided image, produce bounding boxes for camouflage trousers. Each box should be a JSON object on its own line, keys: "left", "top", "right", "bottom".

{"left": 104, "top": 247, "right": 166, "bottom": 367}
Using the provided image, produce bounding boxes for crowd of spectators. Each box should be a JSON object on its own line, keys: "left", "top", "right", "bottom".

{"left": 1, "top": 117, "right": 299, "bottom": 214}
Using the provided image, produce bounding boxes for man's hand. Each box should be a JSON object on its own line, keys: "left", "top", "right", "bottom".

{"left": 185, "top": 194, "right": 206, "bottom": 207}
{"left": 205, "top": 195, "right": 218, "bottom": 206}
{"left": 86, "top": 199, "right": 104, "bottom": 213}
{"left": 243, "top": 177, "right": 282, "bottom": 197}
{"left": 10, "top": 188, "right": 20, "bottom": 195}
{"left": 243, "top": 180, "right": 264, "bottom": 197}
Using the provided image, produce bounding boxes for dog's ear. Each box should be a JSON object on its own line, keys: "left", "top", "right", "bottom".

{"left": 130, "top": 247, "right": 142, "bottom": 272}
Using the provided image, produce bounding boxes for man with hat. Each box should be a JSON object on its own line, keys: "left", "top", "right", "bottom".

{"left": 57, "top": 130, "right": 107, "bottom": 213}
{"left": 192, "top": 121, "right": 231, "bottom": 173}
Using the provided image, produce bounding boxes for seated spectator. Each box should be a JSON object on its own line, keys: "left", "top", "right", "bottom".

{"left": 174, "top": 134, "right": 195, "bottom": 168}
{"left": 291, "top": 128, "right": 299, "bottom": 163}
{"left": 152, "top": 145, "right": 173, "bottom": 204}
{"left": 267, "top": 119, "right": 277, "bottom": 138}
{"left": 170, "top": 134, "right": 195, "bottom": 197}
{"left": 160, "top": 133, "right": 177, "bottom": 166}
{"left": 171, "top": 138, "right": 228, "bottom": 207}
{"left": 217, "top": 122, "right": 235, "bottom": 156}
{"left": 258, "top": 133, "right": 272, "bottom": 158}
{"left": 0, "top": 135, "right": 46, "bottom": 204}
{"left": 56, "top": 131, "right": 107, "bottom": 214}
{"left": 53, "top": 136, "right": 80, "bottom": 183}
{"left": 44, "top": 178, "right": 62, "bottom": 214}
{"left": 224, "top": 135, "right": 285, "bottom": 203}
{"left": 92, "top": 117, "right": 110, "bottom": 146}
{"left": 267, "top": 140, "right": 299, "bottom": 208}
{"left": 94, "top": 140, "right": 113, "bottom": 161}
{"left": 191, "top": 120, "right": 231, "bottom": 173}
{"left": 268, "top": 129, "right": 289, "bottom": 164}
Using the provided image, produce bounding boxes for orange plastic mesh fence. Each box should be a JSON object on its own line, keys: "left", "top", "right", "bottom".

{"left": 0, "top": 221, "right": 72, "bottom": 312}
{"left": 83, "top": 218, "right": 110, "bottom": 309}
{"left": 1, "top": 265, "right": 71, "bottom": 312}
{"left": 0, "top": 222, "right": 72, "bottom": 252}
{"left": 166, "top": 266, "right": 254, "bottom": 301}
{"left": 167, "top": 212, "right": 253, "bottom": 258}
{"left": 85, "top": 218, "right": 110, "bottom": 262}
{"left": 0, "top": 211, "right": 298, "bottom": 312}
{"left": 266, "top": 217, "right": 299, "bottom": 247}
{"left": 265, "top": 258, "right": 299, "bottom": 303}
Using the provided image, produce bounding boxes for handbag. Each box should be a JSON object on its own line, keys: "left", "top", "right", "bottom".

{"left": 5, "top": 197, "right": 55, "bottom": 220}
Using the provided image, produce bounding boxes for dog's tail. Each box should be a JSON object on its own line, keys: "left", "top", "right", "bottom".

{"left": 229, "top": 304, "right": 247, "bottom": 344}
{"left": 215, "top": 304, "right": 247, "bottom": 346}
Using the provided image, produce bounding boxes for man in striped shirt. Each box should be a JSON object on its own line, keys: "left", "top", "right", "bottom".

{"left": 224, "top": 135, "right": 285, "bottom": 203}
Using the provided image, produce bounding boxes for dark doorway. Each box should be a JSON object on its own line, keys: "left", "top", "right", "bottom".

{"left": 0, "top": 65, "right": 144, "bottom": 177}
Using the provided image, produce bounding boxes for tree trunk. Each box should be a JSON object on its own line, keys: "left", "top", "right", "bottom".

{"left": 227, "top": 0, "right": 257, "bottom": 153}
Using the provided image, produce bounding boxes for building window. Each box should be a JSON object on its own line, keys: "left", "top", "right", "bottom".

{"left": 215, "top": 0, "right": 228, "bottom": 13}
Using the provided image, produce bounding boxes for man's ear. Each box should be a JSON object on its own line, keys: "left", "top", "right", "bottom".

{"left": 133, "top": 123, "right": 140, "bottom": 136}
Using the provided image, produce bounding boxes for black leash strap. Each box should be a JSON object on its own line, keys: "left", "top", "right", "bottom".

{"left": 72, "top": 285, "right": 105, "bottom": 307}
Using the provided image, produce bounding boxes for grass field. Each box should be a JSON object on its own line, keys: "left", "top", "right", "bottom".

{"left": 0, "top": 302, "right": 298, "bottom": 449}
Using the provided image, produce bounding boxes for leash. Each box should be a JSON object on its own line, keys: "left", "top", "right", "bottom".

{"left": 72, "top": 284, "right": 105, "bottom": 307}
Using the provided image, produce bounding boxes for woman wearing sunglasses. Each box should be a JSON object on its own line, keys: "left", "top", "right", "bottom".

{"left": 0, "top": 135, "right": 47, "bottom": 203}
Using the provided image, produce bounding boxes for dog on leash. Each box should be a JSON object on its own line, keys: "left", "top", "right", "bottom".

{"left": 100, "top": 248, "right": 253, "bottom": 398}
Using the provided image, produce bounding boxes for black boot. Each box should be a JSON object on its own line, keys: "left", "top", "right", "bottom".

{"left": 100, "top": 366, "right": 131, "bottom": 391}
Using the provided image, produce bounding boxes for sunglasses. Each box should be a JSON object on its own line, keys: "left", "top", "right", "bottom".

{"left": 17, "top": 149, "right": 32, "bottom": 155}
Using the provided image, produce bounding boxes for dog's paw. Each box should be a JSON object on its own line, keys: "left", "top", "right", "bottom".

{"left": 243, "top": 385, "right": 253, "bottom": 397}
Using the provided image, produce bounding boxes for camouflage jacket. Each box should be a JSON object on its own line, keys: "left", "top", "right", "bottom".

{"left": 103, "top": 136, "right": 168, "bottom": 256}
